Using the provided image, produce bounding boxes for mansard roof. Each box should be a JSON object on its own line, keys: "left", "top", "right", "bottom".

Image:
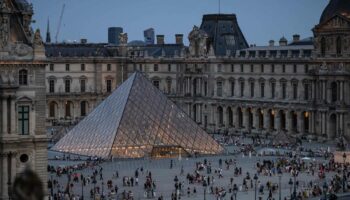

{"left": 320, "top": 0, "right": 350, "bottom": 24}
{"left": 200, "top": 14, "right": 249, "bottom": 56}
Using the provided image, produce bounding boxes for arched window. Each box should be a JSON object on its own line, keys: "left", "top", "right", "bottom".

{"left": 336, "top": 37, "right": 342, "bottom": 56}
{"left": 19, "top": 69, "right": 28, "bottom": 85}
{"left": 321, "top": 37, "right": 326, "bottom": 57}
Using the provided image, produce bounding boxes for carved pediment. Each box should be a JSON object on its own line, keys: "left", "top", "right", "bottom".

{"left": 318, "top": 15, "right": 350, "bottom": 30}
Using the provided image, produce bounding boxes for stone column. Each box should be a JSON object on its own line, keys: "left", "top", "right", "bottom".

{"left": 1, "top": 153, "right": 8, "bottom": 199}
{"left": 253, "top": 110, "right": 259, "bottom": 130}
{"left": 243, "top": 108, "right": 249, "bottom": 131}
{"left": 2, "top": 96, "right": 8, "bottom": 134}
{"left": 232, "top": 107, "right": 237, "bottom": 128}
{"left": 10, "top": 152, "right": 17, "bottom": 184}
{"left": 297, "top": 112, "right": 303, "bottom": 134}
{"left": 340, "top": 81, "right": 344, "bottom": 101}
{"left": 10, "top": 96, "right": 16, "bottom": 134}
{"left": 264, "top": 110, "right": 270, "bottom": 131}
{"left": 286, "top": 111, "right": 291, "bottom": 133}
{"left": 322, "top": 112, "right": 326, "bottom": 136}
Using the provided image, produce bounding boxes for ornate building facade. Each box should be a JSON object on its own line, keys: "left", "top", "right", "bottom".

{"left": 45, "top": 0, "right": 350, "bottom": 140}
{"left": 0, "top": 0, "right": 47, "bottom": 199}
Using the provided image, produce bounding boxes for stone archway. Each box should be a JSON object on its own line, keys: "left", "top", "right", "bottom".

{"left": 328, "top": 114, "right": 337, "bottom": 139}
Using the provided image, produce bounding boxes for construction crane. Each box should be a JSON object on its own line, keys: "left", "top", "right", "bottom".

{"left": 55, "top": 4, "right": 65, "bottom": 43}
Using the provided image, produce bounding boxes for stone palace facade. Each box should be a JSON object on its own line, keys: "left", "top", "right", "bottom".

{"left": 45, "top": 0, "right": 350, "bottom": 140}
{"left": 0, "top": 0, "right": 47, "bottom": 199}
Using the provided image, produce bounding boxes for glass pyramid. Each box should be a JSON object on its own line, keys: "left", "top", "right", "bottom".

{"left": 52, "top": 72, "right": 224, "bottom": 158}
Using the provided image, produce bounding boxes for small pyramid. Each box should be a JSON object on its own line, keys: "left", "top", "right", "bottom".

{"left": 52, "top": 72, "right": 223, "bottom": 158}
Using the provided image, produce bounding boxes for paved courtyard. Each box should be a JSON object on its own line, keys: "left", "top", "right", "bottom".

{"left": 47, "top": 138, "right": 349, "bottom": 200}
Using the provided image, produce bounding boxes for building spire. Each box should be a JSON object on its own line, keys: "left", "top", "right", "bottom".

{"left": 46, "top": 17, "right": 51, "bottom": 43}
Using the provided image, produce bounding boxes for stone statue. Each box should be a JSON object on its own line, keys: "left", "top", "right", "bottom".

{"left": 188, "top": 25, "right": 209, "bottom": 57}
{"left": 119, "top": 33, "right": 128, "bottom": 45}
{"left": 0, "top": 16, "right": 9, "bottom": 48}
{"left": 320, "top": 62, "right": 328, "bottom": 71}
{"left": 33, "top": 29, "right": 43, "bottom": 46}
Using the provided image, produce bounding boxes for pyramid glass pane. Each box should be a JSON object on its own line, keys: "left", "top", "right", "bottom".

{"left": 53, "top": 72, "right": 223, "bottom": 158}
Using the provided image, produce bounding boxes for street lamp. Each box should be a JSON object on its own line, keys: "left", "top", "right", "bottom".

{"left": 278, "top": 171, "right": 282, "bottom": 200}
{"left": 291, "top": 169, "right": 297, "bottom": 200}
{"left": 343, "top": 152, "right": 347, "bottom": 193}
{"left": 81, "top": 175, "right": 84, "bottom": 200}
{"left": 323, "top": 182, "right": 328, "bottom": 200}
{"left": 50, "top": 174, "right": 54, "bottom": 199}
{"left": 254, "top": 174, "right": 258, "bottom": 200}
{"left": 288, "top": 178, "right": 293, "bottom": 197}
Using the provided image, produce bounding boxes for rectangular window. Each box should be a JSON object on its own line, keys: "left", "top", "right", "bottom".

{"left": 81, "top": 64, "right": 85, "bottom": 71}
{"left": 168, "top": 64, "right": 171, "bottom": 72}
{"left": 167, "top": 80, "right": 171, "bottom": 94}
{"left": 204, "top": 82, "right": 207, "bottom": 96}
{"left": 153, "top": 80, "right": 160, "bottom": 89}
{"left": 305, "top": 64, "right": 309, "bottom": 73}
{"left": 293, "top": 83, "right": 298, "bottom": 99}
{"left": 49, "top": 80, "right": 55, "bottom": 93}
{"left": 240, "top": 82, "right": 244, "bottom": 97}
{"left": 271, "top": 64, "right": 275, "bottom": 73}
{"left": 49, "top": 64, "right": 54, "bottom": 71}
{"left": 231, "top": 81, "right": 235, "bottom": 96}
{"left": 250, "top": 82, "right": 254, "bottom": 97}
{"left": 240, "top": 64, "right": 244, "bottom": 73}
{"left": 139, "top": 64, "right": 143, "bottom": 71}
{"left": 65, "top": 79, "right": 70, "bottom": 93}
{"left": 282, "top": 64, "right": 286, "bottom": 73}
{"left": 293, "top": 64, "right": 297, "bottom": 73}
{"left": 66, "top": 64, "right": 70, "bottom": 71}
{"left": 18, "top": 106, "right": 29, "bottom": 135}
{"left": 231, "top": 64, "right": 234, "bottom": 72}
{"left": 250, "top": 64, "right": 254, "bottom": 73}
{"left": 154, "top": 64, "right": 159, "bottom": 72}
{"left": 261, "top": 64, "right": 264, "bottom": 73}
{"left": 261, "top": 83, "right": 265, "bottom": 98}
{"left": 106, "top": 80, "right": 112, "bottom": 92}
{"left": 304, "top": 83, "right": 309, "bottom": 100}
{"left": 80, "top": 79, "right": 86, "bottom": 93}
{"left": 217, "top": 64, "right": 222, "bottom": 72}
{"left": 271, "top": 82, "right": 276, "bottom": 98}
{"left": 217, "top": 81, "right": 223, "bottom": 97}
{"left": 282, "top": 83, "right": 287, "bottom": 99}
{"left": 107, "top": 64, "right": 111, "bottom": 71}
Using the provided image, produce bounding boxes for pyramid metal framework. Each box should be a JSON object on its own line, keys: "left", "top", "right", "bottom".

{"left": 52, "top": 72, "right": 224, "bottom": 158}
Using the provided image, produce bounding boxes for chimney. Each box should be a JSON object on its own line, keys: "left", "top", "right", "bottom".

{"left": 293, "top": 34, "right": 300, "bottom": 43}
{"left": 80, "top": 39, "right": 87, "bottom": 44}
{"left": 269, "top": 40, "right": 275, "bottom": 47}
{"left": 175, "top": 34, "right": 183, "bottom": 45}
{"left": 279, "top": 37, "right": 288, "bottom": 46}
{"left": 156, "top": 35, "right": 164, "bottom": 45}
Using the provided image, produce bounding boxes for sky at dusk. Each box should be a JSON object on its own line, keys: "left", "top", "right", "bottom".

{"left": 30, "top": 0, "right": 329, "bottom": 45}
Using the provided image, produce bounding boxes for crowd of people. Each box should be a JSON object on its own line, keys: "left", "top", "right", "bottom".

{"left": 47, "top": 134, "right": 349, "bottom": 200}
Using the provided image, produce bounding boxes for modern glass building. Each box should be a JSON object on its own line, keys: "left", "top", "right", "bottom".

{"left": 52, "top": 72, "right": 224, "bottom": 158}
